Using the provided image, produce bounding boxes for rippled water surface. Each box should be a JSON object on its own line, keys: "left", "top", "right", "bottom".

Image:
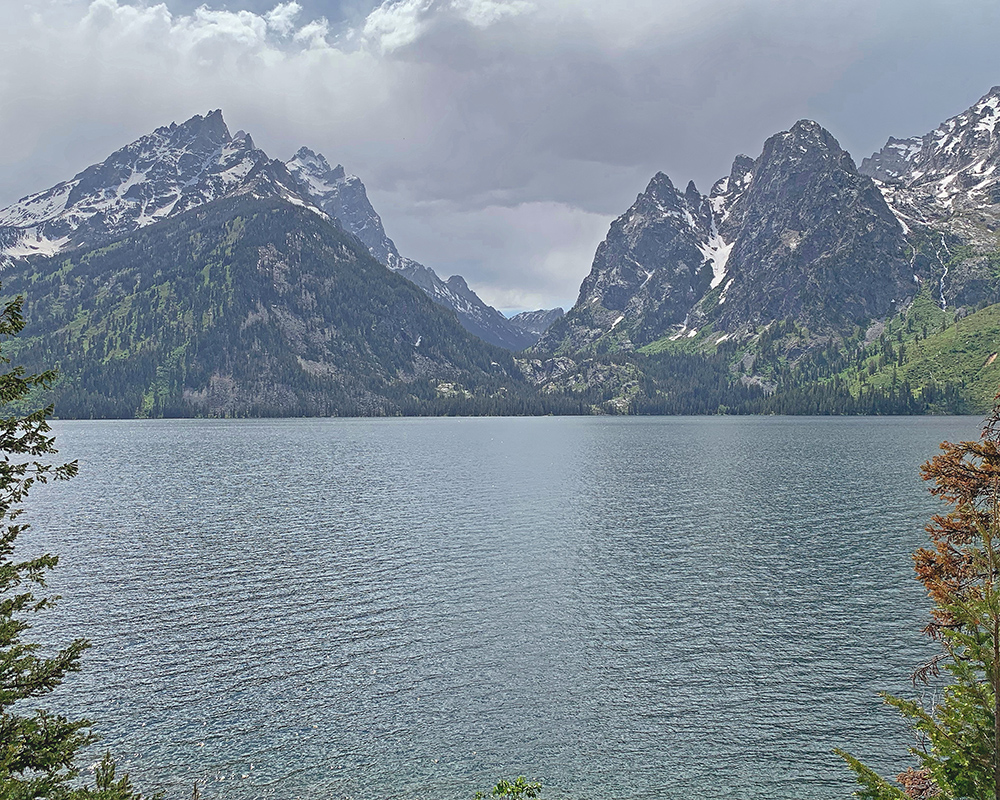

{"left": 22, "top": 416, "right": 983, "bottom": 800}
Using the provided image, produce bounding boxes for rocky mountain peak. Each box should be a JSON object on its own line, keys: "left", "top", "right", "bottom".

{"left": 712, "top": 120, "right": 910, "bottom": 332}
{"left": 534, "top": 167, "right": 725, "bottom": 352}
{"left": 754, "top": 120, "right": 857, "bottom": 187}
{"left": 540, "top": 117, "right": 915, "bottom": 354}
{"left": 860, "top": 86, "right": 1000, "bottom": 195}
{"left": 288, "top": 147, "right": 338, "bottom": 182}
{"left": 709, "top": 154, "right": 755, "bottom": 237}
{"left": 684, "top": 180, "right": 701, "bottom": 205}
{"left": 193, "top": 108, "right": 230, "bottom": 140}
{"left": 286, "top": 147, "right": 399, "bottom": 268}
{"left": 625, "top": 172, "right": 711, "bottom": 236}
{"left": 445, "top": 274, "right": 473, "bottom": 296}
{"left": 0, "top": 110, "right": 308, "bottom": 259}
{"left": 712, "top": 154, "right": 755, "bottom": 197}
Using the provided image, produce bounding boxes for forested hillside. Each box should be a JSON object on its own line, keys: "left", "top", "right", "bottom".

{"left": 0, "top": 196, "right": 580, "bottom": 418}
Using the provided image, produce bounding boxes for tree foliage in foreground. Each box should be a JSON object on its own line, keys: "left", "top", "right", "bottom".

{"left": 0, "top": 293, "right": 153, "bottom": 800}
{"left": 836, "top": 399, "right": 1000, "bottom": 799}
{"left": 474, "top": 777, "right": 542, "bottom": 800}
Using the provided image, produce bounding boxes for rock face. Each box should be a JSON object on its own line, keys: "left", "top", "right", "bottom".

{"left": 715, "top": 120, "right": 912, "bottom": 333}
{"left": 285, "top": 147, "right": 539, "bottom": 350}
{"left": 538, "top": 120, "right": 914, "bottom": 352}
{"left": 860, "top": 86, "right": 1000, "bottom": 308}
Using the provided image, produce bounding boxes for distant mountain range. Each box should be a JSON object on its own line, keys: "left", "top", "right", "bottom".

{"left": 0, "top": 111, "right": 560, "bottom": 352}
{"left": 4, "top": 87, "right": 1000, "bottom": 417}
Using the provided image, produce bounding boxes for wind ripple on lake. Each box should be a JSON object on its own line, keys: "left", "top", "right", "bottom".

{"left": 23, "top": 416, "right": 982, "bottom": 800}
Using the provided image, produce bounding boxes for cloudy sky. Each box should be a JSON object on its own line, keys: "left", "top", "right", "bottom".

{"left": 2, "top": 0, "right": 999, "bottom": 312}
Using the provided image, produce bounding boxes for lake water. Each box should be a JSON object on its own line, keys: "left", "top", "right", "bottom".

{"left": 20, "top": 415, "right": 984, "bottom": 800}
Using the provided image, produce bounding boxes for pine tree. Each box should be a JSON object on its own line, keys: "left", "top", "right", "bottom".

{"left": 836, "top": 400, "right": 1000, "bottom": 799}
{"left": 0, "top": 294, "right": 153, "bottom": 800}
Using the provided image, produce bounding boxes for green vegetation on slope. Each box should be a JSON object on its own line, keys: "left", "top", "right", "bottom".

{"left": 1, "top": 196, "right": 588, "bottom": 418}
{"left": 861, "top": 301, "right": 1000, "bottom": 411}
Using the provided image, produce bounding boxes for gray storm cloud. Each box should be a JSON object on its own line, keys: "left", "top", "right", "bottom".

{"left": 1, "top": 0, "right": 997, "bottom": 310}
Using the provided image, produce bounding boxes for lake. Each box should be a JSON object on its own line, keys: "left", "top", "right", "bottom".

{"left": 20, "top": 415, "right": 983, "bottom": 800}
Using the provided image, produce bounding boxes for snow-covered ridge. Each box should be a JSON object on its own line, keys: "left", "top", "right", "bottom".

{"left": 860, "top": 85, "right": 1000, "bottom": 212}
{"left": 0, "top": 110, "right": 318, "bottom": 261}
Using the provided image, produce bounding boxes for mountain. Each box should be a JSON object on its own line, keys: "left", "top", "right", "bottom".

{"left": 711, "top": 120, "right": 912, "bottom": 334}
{"left": 859, "top": 85, "right": 1000, "bottom": 309}
{"left": 536, "top": 120, "right": 911, "bottom": 354}
{"left": 0, "top": 194, "right": 563, "bottom": 418}
{"left": 860, "top": 85, "right": 1000, "bottom": 222}
{"left": 527, "top": 94, "right": 1000, "bottom": 414}
{"left": 284, "top": 147, "right": 542, "bottom": 350}
{"left": 0, "top": 112, "right": 549, "bottom": 352}
{"left": 537, "top": 173, "right": 720, "bottom": 353}
{"left": 0, "top": 110, "right": 313, "bottom": 259}
{"left": 508, "top": 307, "right": 564, "bottom": 337}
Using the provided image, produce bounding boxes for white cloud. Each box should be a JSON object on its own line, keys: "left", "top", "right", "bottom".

{"left": 452, "top": 0, "right": 535, "bottom": 29}
{"left": 293, "top": 18, "right": 331, "bottom": 47}
{"left": 362, "top": 0, "right": 433, "bottom": 53}
{"left": 265, "top": 2, "right": 302, "bottom": 36}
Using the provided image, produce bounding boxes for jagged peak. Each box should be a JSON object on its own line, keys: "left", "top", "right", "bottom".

{"left": 759, "top": 120, "right": 857, "bottom": 176}
{"left": 0, "top": 108, "right": 317, "bottom": 259}
{"left": 973, "top": 85, "right": 1000, "bottom": 111}
{"left": 731, "top": 154, "right": 755, "bottom": 174}
{"left": 789, "top": 118, "right": 824, "bottom": 134}
{"left": 181, "top": 109, "right": 230, "bottom": 141}
{"left": 232, "top": 129, "right": 254, "bottom": 149}
{"left": 289, "top": 146, "right": 333, "bottom": 173}
{"left": 646, "top": 171, "right": 676, "bottom": 192}
{"left": 636, "top": 172, "right": 686, "bottom": 208}
{"left": 780, "top": 119, "right": 844, "bottom": 152}
{"left": 711, "top": 154, "right": 755, "bottom": 197}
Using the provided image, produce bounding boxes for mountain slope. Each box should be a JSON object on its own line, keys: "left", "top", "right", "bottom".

{"left": 285, "top": 147, "right": 539, "bottom": 350}
{"left": 1, "top": 195, "right": 538, "bottom": 418}
{"left": 860, "top": 85, "right": 1000, "bottom": 310}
